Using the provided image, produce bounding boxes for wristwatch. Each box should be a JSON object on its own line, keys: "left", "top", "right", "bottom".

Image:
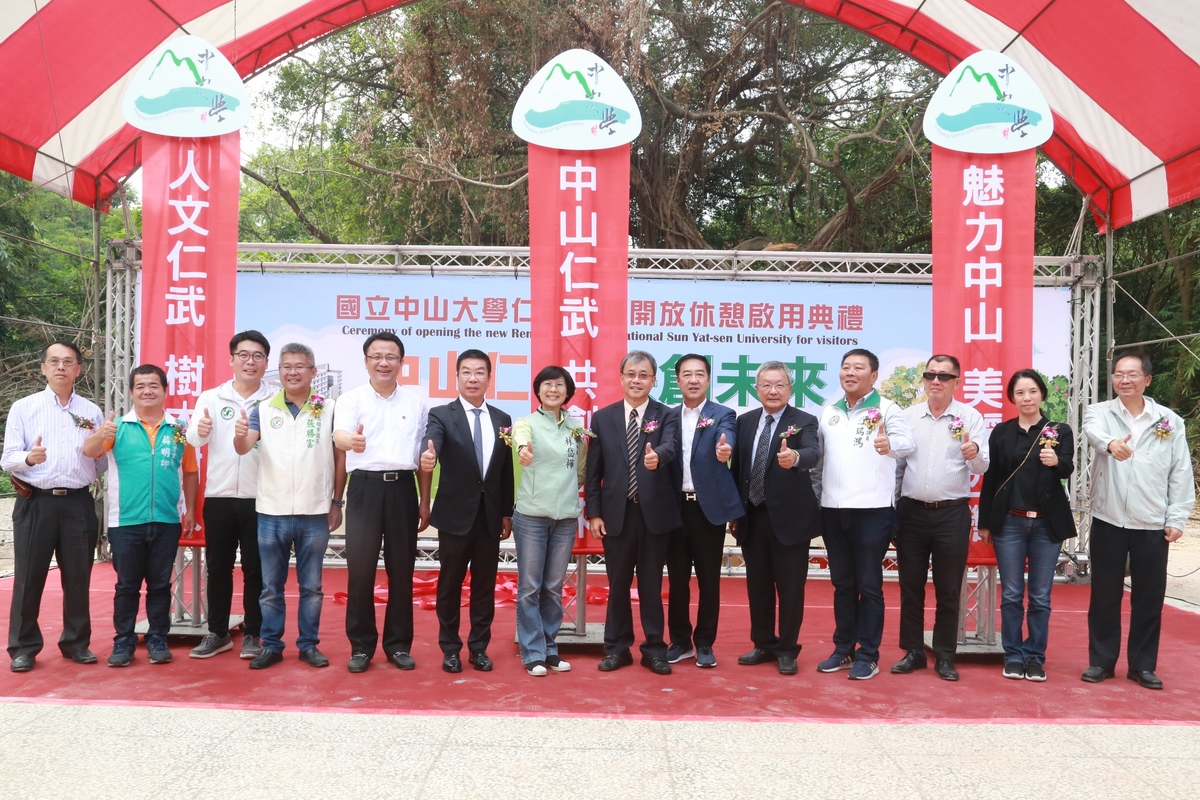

{"left": 331, "top": 499, "right": 344, "bottom": 508}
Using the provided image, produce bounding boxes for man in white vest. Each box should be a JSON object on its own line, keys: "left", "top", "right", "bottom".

{"left": 812, "top": 348, "right": 913, "bottom": 680}
{"left": 234, "top": 343, "right": 346, "bottom": 670}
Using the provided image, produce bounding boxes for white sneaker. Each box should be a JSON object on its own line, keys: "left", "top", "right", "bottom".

{"left": 545, "top": 655, "right": 571, "bottom": 672}
{"left": 526, "top": 662, "right": 548, "bottom": 677}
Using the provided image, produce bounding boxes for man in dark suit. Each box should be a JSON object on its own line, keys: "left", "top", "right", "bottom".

{"left": 729, "top": 360, "right": 821, "bottom": 675}
{"left": 586, "top": 350, "right": 681, "bottom": 675}
{"left": 666, "top": 354, "right": 743, "bottom": 668}
{"left": 420, "top": 349, "right": 514, "bottom": 673}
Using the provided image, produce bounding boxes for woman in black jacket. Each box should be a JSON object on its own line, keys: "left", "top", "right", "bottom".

{"left": 978, "top": 369, "right": 1075, "bottom": 682}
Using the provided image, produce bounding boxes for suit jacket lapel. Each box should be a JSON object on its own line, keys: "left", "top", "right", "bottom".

{"left": 448, "top": 399, "right": 480, "bottom": 477}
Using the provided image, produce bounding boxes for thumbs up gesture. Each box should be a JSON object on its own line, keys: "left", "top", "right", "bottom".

{"left": 196, "top": 406, "right": 212, "bottom": 438}
{"left": 234, "top": 408, "right": 249, "bottom": 439}
{"left": 715, "top": 432, "right": 732, "bottom": 463}
{"left": 98, "top": 412, "right": 118, "bottom": 443}
{"left": 1109, "top": 433, "right": 1134, "bottom": 461}
{"left": 776, "top": 435, "right": 796, "bottom": 468}
{"left": 1039, "top": 435, "right": 1059, "bottom": 467}
{"left": 958, "top": 427, "right": 978, "bottom": 460}
{"left": 519, "top": 439, "right": 534, "bottom": 467}
{"left": 873, "top": 415, "right": 890, "bottom": 455}
{"left": 419, "top": 440, "right": 437, "bottom": 472}
{"left": 350, "top": 423, "right": 367, "bottom": 453}
{"left": 643, "top": 441, "right": 659, "bottom": 471}
{"left": 26, "top": 435, "right": 47, "bottom": 465}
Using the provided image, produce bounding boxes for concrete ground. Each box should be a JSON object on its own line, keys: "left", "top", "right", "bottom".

{"left": 2, "top": 499, "right": 1199, "bottom": 798}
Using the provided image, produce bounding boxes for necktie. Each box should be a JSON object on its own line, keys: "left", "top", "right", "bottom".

{"left": 626, "top": 409, "right": 640, "bottom": 500}
{"left": 472, "top": 408, "right": 484, "bottom": 475}
{"left": 748, "top": 414, "right": 774, "bottom": 506}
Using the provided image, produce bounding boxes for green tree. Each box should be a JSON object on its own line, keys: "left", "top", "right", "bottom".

{"left": 880, "top": 363, "right": 924, "bottom": 408}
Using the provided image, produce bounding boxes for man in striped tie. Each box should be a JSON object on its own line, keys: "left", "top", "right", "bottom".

{"left": 586, "top": 351, "right": 681, "bottom": 674}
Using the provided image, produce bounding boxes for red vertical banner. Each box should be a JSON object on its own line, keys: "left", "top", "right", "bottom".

{"left": 527, "top": 143, "right": 630, "bottom": 424}
{"left": 139, "top": 132, "right": 241, "bottom": 508}
{"left": 932, "top": 145, "right": 1036, "bottom": 563}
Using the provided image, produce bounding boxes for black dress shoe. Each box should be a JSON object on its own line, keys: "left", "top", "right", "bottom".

{"left": 640, "top": 655, "right": 672, "bottom": 675}
{"left": 935, "top": 659, "right": 960, "bottom": 682}
{"left": 67, "top": 648, "right": 98, "bottom": 665}
{"left": 737, "top": 647, "right": 774, "bottom": 666}
{"left": 442, "top": 653, "right": 463, "bottom": 673}
{"left": 249, "top": 650, "right": 283, "bottom": 670}
{"left": 347, "top": 652, "right": 370, "bottom": 673}
{"left": 10, "top": 655, "right": 34, "bottom": 673}
{"left": 777, "top": 655, "right": 798, "bottom": 675}
{"left": 890, "top": 649, "right": 927, "bottom": 674}
{"left": 299, "top": 648, "right": 330, "bottom": 668}
{"left": 1081, "top": 666, "right": 1115, "bottom": 683}
{"left": 390, "top": 651, "right": 416, "bottom": 670}
{"left": 469, "top": 651, "right": 493, "bottom": 672}
{"left": 597, "top": 651, "right": 634, "bottom": 672}
{"left": 1127, "top": 670, "right": 1163, "bottom": 690}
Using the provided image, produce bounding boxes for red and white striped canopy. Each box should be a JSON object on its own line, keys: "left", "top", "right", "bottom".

{"left": 2, "top": 0, "right": 1197, "bottom": 231}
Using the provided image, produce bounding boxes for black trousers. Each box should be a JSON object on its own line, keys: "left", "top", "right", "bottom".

{"left": 345, "top": 471, "right": 419, "bottom": 658}
{"left": 602, "top": 502, "right": 669, "bottom": 659}
{"left": 666, "top": 497, "right": 727, "bottom": 648}
{"left": 741, "top": 504, "right": 809, "bottom": 658}
{"left": 436, "top": 500, "right": 501, "bottom": 655}
{"left": 201, "top": 497, "right": 262, "bottom": 638}
{"left": 7, "top": 490, "right": 97, "bottom": 660}
{"left": 895, "top": 499, "right": 971, "bottom": 661}
{"left": 1088, "top": 518, "right": 1169, "bottom": 672}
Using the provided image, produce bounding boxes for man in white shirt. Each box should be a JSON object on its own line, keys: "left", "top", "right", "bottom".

{"left": 334, "top": 333, "right": 432, "bottom": 673}
{"left": 186, "top": 331, "right": 276, "bottom": 660}
{"left": 892, "top": 355, "right": 988, "bottom": 681}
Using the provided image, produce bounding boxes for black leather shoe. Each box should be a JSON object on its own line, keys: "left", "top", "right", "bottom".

{"left": 249, "top": 649, "right": 283, "bottom": 670}
{"left": 890, "top": 649, "right": 928, "bottom": 674}
{"left": 10, "top": 655, "right": 34, "bottom": 673}
{"left": 1081, "top": 666, "right": 1115, "bottom": 683}
{"left": 777, "top": 655, "right": 798, "bottom": 675}
{"left": 469, "top": 651, "right": 493, "bottom": 672}
{"left": 347, "top": 652, "right": 370, "bottom": 673}
{"left": 1127, "top": 670, "right": 1163, "bottom": 690}
{"left": 640, "top": 655, "right": 672, "bottom": 675}
{"left": 597, "top": 651, "right": 634, "bottom": 672}
{"left": 299, "top": 648, "right": 329, "bottom": 668}
{"left": 935, "top": 659, "right": 960, "bottom": 681}
{"left": 442, "top": 653, "right": 463, "bottom": 673}
{"left": 391, "top": 651, "right": 416, "bottom": 670}
{"left": 737, "top": 647, "right": 774, "bottom": 666}
{"left": 67, "top": 648, "right": 98, "bottom": 665}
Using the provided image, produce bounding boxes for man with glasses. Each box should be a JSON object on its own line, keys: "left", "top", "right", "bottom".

{"left": 729, "top": 361, "right": 821, "bottom": 675}
{"left": 892, "top": 355, "right": 988, "bottom": 681}
{"left": 420, "top": 349, "right": 514, "bottom": 674}
{"left": 1081, "top": 353, "right": 1194, "bottom": 690}
{"left": 234, "top": 343, "right": 345, "bottom": 670}
{"left": 333, "top": 333, "right": 431, "bottom": 673}
{"left": 812, "top": 348, "right": 913, "bottom": 680}
{"left": 586, "top": 351, "right": 681, "bottom": 674}
{"left": 186, "top": 331, "right": 275, "bottom": 660}
{"left": 3, "top": 342, "right": 104, "bottom": 673}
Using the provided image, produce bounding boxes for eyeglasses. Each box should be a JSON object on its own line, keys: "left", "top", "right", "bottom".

{"left": 279, "top": 364, "right": 313, "bottom": 374}
{"left": 755, "top": 383, "right": 791, "bottom": 392}
{"left": 46, "top": 358, "right": 78, "bottom": 367}
{"left": 1112, "top": 372, "right": 1144, "bottom": 381}
{"left": 367, "top": 354, "right": 401, "bottom": 363}
{"left": 922, "top": 372, "right": 959, "bottom": 382}
{"left": 234, "top": 351, "right": 267, "bottom": 362}
{"left": 622, "top": 372, "right": 654, "bottom": 381}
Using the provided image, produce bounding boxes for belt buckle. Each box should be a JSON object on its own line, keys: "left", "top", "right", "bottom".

{"left": 683, "top": 492, "right": 697, "bottom": 502}
{"left": 1024, "top": 510, "right": 1037, "bottom": 519}
{"left": 382, "top": 472, "right": 399, "bottom": 482}
{"left": 51, "top": 489, "right": 68, "bottom": 497}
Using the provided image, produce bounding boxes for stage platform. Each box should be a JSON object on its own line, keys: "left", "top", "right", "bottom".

{"left": 3, "top": 564, "right": 1199, "bottom": 725}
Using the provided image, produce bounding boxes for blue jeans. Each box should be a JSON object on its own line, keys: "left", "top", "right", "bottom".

{"left": 993, "top": 516, "right": 1060, "bottom": 666}
{"left": 108, "top": 522, "right": 182, "bottom": 649}
{"left": 512, "top": 511, "right": 578, "bottom": 665}
{"left": 258, "top": 514, "right": 329, "bottom": 654}
{"left": 821, "top": 507, "right": 894, "bottom": 664}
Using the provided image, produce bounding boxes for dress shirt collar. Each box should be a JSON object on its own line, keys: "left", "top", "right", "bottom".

{"left": 1118, "top": 398, "right": 1154, "bottom": 423}
{"left": 459, "top": 395, "right": 489, "bottom": 415}
{"left": 623, "top": 398, "right": 648, "bottom": 423}
{"left": 833, "top": 389, "right": 879, "bottom": 414}
{"left": 41, "top": 384, "right": 78, "bottom": 409}
{"left": 920, "top": 398, "right": 961, "bottom": 420}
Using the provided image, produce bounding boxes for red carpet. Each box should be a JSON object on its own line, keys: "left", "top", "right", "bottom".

{"left": 3, "top": 565, "right": 1199, "bottom": 723}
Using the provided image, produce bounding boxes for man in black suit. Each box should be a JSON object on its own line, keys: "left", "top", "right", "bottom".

{"left": 586, "top": 350, "right": 681, "bottom": 674}
{"left": 666, "top": 354, "right": 744, "bottom": 668}
{"left": 729, "top": 360, "right": 821, "bottom": 675}
{"left": 420, "top": 349, "right": 514, "bottom": 673}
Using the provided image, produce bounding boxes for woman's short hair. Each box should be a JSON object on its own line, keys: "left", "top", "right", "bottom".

{"left": 1006, "top": 369, "right": 1048, "bottom": 402}
{"left": 532, "top": 365, "right": 576, "bottom": 405}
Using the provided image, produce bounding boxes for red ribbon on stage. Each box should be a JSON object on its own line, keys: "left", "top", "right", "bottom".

{"left": 932, "top": 145, "right": 1036, "bottom": 564}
